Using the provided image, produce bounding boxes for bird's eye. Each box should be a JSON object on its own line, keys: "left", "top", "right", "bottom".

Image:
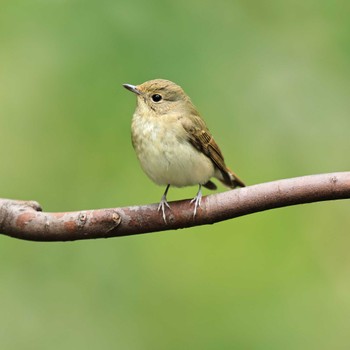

{"left": 151, "top": 94, "right": 162, "bottom": 102}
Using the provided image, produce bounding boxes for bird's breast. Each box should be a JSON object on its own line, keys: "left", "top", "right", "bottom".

{"left": 131, "top": 113, "right": 215, "bottom": 187}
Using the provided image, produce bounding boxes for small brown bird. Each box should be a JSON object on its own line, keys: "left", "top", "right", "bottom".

{"left": 123, "top": 79, "right": 245, "bottom": 221}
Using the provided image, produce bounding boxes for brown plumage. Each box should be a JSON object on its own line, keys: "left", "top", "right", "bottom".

{"left": 123, "top": 79, "right": 245, "bottom": 221}
{"left": 181, "top": 113, "right": 245, "bottom": 189}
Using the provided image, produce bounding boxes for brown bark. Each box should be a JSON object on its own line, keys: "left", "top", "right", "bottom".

{"left": 0, "top": 172, "right": 349, "bottom": 242}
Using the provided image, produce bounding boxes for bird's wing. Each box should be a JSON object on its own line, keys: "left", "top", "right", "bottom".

{"left": 181, "top": 115, "right": 227, "bottom": 174}
{"left": 181, "top": 114, "right": 245, "bottom": 188}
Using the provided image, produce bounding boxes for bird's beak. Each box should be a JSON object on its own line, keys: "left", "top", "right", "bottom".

{"left": 123, "top": 83, "right": 141, "bottom": 95}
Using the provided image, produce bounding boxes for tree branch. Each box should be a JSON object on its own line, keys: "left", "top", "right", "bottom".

{"left": 0, "top": 172, "right": 349, "bottom": 242}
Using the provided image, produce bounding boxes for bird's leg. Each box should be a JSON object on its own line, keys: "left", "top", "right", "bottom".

{"left": 158, "top": 184, "right": 171, "bottom": 222}
{"left": 190, "top": 184, "right": 202, "bottom": 217}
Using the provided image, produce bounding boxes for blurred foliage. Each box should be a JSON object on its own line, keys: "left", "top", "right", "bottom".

{"left": 0, "top": 0, "right": 350, "bottom": 349}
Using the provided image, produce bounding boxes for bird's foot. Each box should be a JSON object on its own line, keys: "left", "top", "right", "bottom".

{"left": 158, "top": 185, "right": 171, "bottom": 223}
{"left": 190, "top": 185, "right": 202, "bottom": 217}
{"left": 158, "top": 195, "right": 171, "bottom": 223}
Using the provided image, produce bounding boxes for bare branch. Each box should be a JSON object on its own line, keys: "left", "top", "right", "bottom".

{"left": 0, "top": 172, "right": 349, "bottom": 242}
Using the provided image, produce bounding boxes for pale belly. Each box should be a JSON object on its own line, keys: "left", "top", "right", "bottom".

{"left": 132, "top": 116, "right": 215, "bottom": 187}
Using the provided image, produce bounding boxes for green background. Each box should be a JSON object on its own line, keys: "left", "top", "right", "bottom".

{"left": 1, "top": 0, "right": 350, "bottom": 349}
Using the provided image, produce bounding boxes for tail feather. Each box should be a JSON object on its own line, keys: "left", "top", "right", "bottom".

{"left": 203, "top": 180, "right": 217, "bottom": 190}
{"left": 217, "top": 167, "right": 245, "bottom": 189}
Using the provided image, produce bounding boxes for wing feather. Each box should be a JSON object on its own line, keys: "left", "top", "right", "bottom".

{"left": 181, "top": 114, "right": 245, "bottom": 188}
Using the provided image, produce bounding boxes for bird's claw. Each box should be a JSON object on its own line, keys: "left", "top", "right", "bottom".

{"left": 190, "top": 185, "right": 202, "bottom": 217}
{"left": 158, "top": 194, "right": 171, "bottom": 223}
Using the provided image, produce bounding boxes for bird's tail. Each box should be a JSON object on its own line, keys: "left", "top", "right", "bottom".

{"left": 217, "top": 167, "right": 245, "bottom": 189}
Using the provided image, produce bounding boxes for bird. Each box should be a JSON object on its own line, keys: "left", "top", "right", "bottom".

{"left": 123, "top": 79, "right": 245, "bottom": 222}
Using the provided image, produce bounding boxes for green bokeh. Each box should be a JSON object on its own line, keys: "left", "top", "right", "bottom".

{"left": 1, "top": 1, "right": 350, "bottom": 349}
